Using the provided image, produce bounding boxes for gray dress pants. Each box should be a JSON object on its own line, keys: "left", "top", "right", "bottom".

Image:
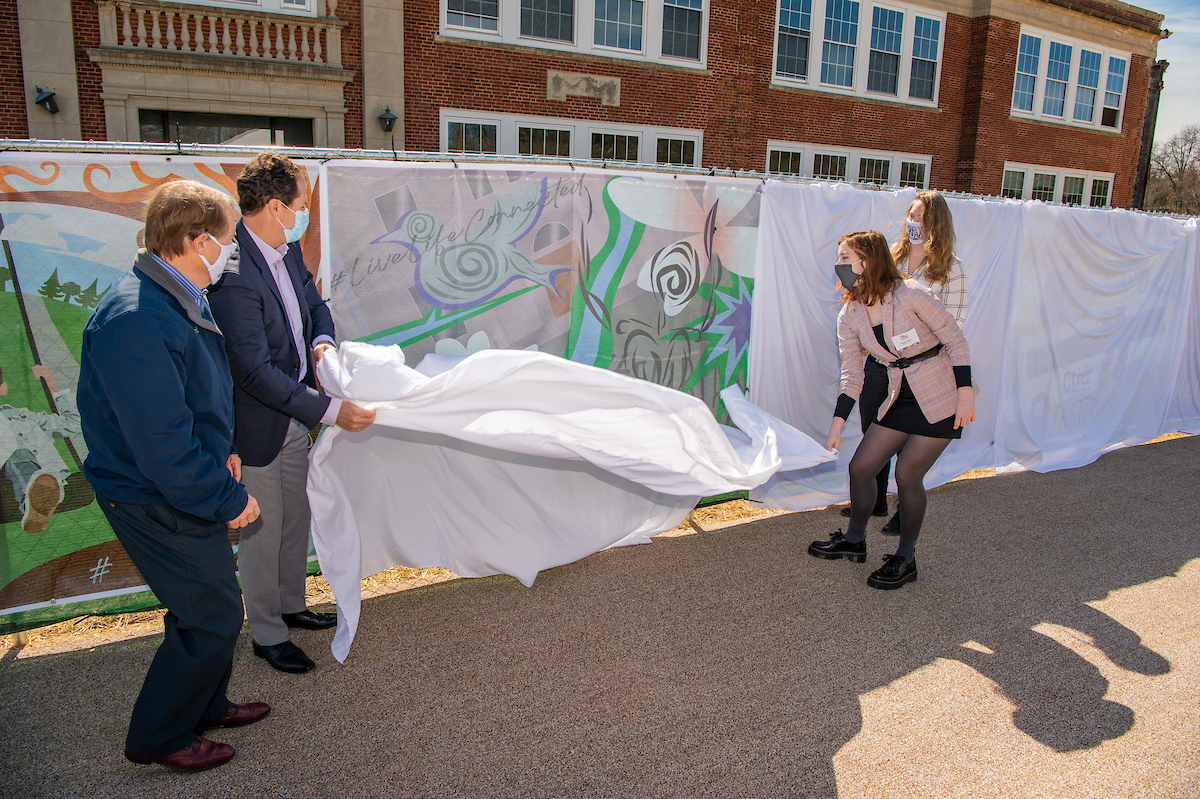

{"left": 237, "top": 418, "right": 312, "bottom": 646}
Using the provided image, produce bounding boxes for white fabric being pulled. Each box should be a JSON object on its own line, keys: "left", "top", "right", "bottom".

{"left": 308, "top": 342, "right": 834, "bottom": 661}
{"left": 749, "top": 180, "right": 1200, "bottom": 512}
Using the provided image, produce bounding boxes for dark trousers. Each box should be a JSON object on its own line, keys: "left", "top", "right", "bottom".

{"left": 860, "top": 359, "right": 891, "bottom": 498}
{"left": 99, "top": 498, "right": 244, "bottom": 756}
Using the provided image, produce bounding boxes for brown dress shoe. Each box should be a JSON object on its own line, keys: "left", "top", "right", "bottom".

{"left": 196, "top": 701, "right": 271, "bottom": 732}
{"left": 125, "top": 736, "right": 235, "bottom": 772}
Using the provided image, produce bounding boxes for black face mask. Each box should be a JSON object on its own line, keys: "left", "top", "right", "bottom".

{"left": 834, "top": 262, "right": 861, "bottom": 291}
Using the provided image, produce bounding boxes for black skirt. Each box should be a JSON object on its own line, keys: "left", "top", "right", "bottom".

{"left": 875, "top": 374, "right": 961, "bottom": 440}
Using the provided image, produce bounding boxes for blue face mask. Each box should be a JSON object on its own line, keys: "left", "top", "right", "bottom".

{"left": 277, "top": 205, "right": 310, "bottom": 244}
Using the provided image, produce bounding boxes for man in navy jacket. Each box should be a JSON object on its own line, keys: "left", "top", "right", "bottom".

{"left": 209, "top": 153, "right": 374, "bottom": 674}
{"left": 78, "top": 180, "right": 267, "bottom": 772}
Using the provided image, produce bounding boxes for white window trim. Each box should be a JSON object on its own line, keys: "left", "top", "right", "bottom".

{"left": 440, "top": 0, "right": 710, "bottom": 71}
{"left": 769, "top": 0, "right": 945, "bottom": 110}
{"left": 1008, "top": 25, "right": 1130, "bottom": 132}
{"left": 1001, "top": 161, "right": 1114, "bottom": 206}
{"left": 765, "top": 139, "right": 931, "bottom": 187}
{"left": 169, "top": 0, "right": 317, "bottom": 17}
{"left": 439, "top": 109, "right": 703, "bottom": 165}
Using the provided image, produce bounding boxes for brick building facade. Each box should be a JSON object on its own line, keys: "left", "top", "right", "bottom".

{"left": 5, "top": 0, "right": 1165, "bottom": 207}
{"left": 404, "top": 0, "right": 1165, "bottom": 207}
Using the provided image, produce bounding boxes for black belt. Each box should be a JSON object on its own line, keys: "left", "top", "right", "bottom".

{"left": 873, "top": 343, "right": 943, "bottom": 369}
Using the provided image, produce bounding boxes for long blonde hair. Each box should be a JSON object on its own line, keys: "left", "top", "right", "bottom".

{"left": 891, "top": 190, "right": 956, "bottom": 286}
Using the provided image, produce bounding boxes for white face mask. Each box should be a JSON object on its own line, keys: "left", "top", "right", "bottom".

{"left": 906, "top": 219, "right": 923, "bottom": 244}
{"left": 199, "top": 236, "right": 237, "bottom": 284}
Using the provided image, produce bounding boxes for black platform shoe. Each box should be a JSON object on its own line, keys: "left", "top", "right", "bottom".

{"left": 880, "top": 512, "right": 902, "bottom": 536}
{"left": 867, "top": 554, "right": 918, "bottom": 590}
{"left": 808, "top": 529, "right": 866, "bottom": 563}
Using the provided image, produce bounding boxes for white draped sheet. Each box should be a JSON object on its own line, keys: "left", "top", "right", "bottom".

{"left": 308, "top": 342, "right": 834, "bottom": 661}
{"left": 748, "top": 181, "right": 1200, "bottom": 511}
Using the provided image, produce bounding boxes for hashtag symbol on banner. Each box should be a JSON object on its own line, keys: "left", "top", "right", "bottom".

{"left": 89, "top": 557, "right": 112, "bottom": 584}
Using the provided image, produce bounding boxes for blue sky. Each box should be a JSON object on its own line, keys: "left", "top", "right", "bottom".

{"left": 1150, "top": 0, "right": 1200, "bottom": 144}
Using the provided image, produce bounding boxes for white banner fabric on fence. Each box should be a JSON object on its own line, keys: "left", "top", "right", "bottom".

{"left": 308, "top": 342, "right": 834, "bottom": 661}
{"left": 749, "top": 181, "right": 1200, "bottom": 512}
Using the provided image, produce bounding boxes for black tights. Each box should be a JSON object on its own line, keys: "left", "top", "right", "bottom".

{"left": 848, "top": 424, "right": 951, "bottom": 542}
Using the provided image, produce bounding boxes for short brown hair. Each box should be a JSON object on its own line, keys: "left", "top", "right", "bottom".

{"left": 839, "top": 230, "right": 902, "bottom": 306}
{"left": 236, "top": 152, "right": 304, "bottom": 214}
{"left": 144, "top": 180, "right": 234, "bottom": 259}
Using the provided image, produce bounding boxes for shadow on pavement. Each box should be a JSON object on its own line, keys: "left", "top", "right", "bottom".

{"left": 0, "top": 436, "right": 1196, "bottom": 799}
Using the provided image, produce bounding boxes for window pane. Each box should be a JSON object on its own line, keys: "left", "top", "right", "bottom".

{"left": 908, "top": 17, "right": 940, "bottom": 100}
{"left": 663, "top": 0, "right": 702, "bottom": 60}
{"left": 521, "top": 0, "right": 574, "bottom": 42}
{"left": 1062, "top": 176, "right": 1085, "bottom": 205}
{"left": 449, "top": 121, "right": 463, "bottom": 151}
{"left": 1042, "top": 42, "right": 1071, "bottom": 116}
{"left": 448, "top": 121, "right": 497, "bottom": 153}
{"left": 593, "top": 132, "right": 639, "bottom": 161}
{"left": 909, "top": 58, "right": 936, "bottom": 100}
{"left": 1103, "top": 57, "right": 1125, "bottom": 127}
{"left": 769, "top": 149, "right": 803, "bottom": 175}
{"left": 821, "top": 0, "right": 858, "bottom": 88}
{"left": 899, "top": 161, "right": 926, "bottom": 188}
{"left": 519, "top": 126, "right": 572, "bottom": 157}
{"left": 1090, "top": 178, "right": 1110, "bottom": 207}
{"left": 1013, "top": 34, "right": 1040, "bottom": 112}
{"left": 448, "top": 0, "right": 499, "bottom": 31}
{"left": 1002, "top": 169, "right": 1024, "bottom": 198}
{"left": 813, "top": 153, "right": 847, "bottom": 181}
{"left": 858, "top": 157, "right": 890, "bottom": 185}
{"left": 776, "top": 0, "right": 812, "bottom": 79}
{"left": 656, "top": 137, "right": 695, "bottom": 166}
{"left": 595, "top": 0, "right": 643, "bottom": 50}
{"left": 867, "top": 6, "right": 902, "bottom": 94}
{"left": 1031, "top": 172, "right": 1056, "bottom": 202}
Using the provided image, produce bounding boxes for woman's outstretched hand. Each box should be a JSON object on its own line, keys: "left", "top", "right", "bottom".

{"left": 824, "top": 417, "right": 844, "bottom": 453}
{"left": 954, "top": 387, "right": 976, "bottom": 429}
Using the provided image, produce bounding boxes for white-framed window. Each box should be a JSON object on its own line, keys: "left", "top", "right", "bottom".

{"left": 519, "top": 125, "right": 572, "bottom": 155}
{"left": 439, "top": 109, "right": 701, "bottom": 165}
{"left": 167, "top": 0, "right": 317, "bottom": 15}
{"left": 1001, "top": 162, "right": 1114, "bottom": 206}
{"left": 765, "top": 140, "right": 930, "bottom": 187}
{"left": 1009, "top": 25, "right": 1129, "bottom": 132}
{"left": 521, "top": 0, "right": 575, "bottom": 42}
{"left": 446, "top": 116, "right": 501, "bottom": 153}
{"left": 441, "top": 0, "right": 708, "bottom": 69}
{"left": 772, "top": 0, "right": 944, "bottom": 109}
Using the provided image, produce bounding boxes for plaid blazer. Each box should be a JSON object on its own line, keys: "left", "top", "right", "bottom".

{"left": 838, "top": 282, "right": 972, "bottom": 425}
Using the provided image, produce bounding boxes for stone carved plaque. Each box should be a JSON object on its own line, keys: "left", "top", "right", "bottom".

{"left": 547, "top": 70, "right": 620, "bottom": 107}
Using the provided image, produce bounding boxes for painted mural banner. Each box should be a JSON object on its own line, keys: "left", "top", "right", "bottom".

{"left": 0, "top": 153, "right": 763, "bottom": 633}
{"left": 0, "top": 152, "right": 326, "bottom": 633}
{"left": 321, "top": 162, "right": 759, "bottom": 416}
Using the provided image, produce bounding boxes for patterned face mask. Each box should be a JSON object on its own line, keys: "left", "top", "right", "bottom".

{"left": 906, "top": 219, "right": 923, "bottom": 243}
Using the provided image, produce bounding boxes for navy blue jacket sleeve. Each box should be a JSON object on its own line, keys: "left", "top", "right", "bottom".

{"left": 209, "top": 268, "right": 331, "bottom": 429}
{"left": 89, "top": 312, "right": 249, "bottom": 522}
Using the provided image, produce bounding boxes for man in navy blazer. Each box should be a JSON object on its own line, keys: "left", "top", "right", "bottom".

{"left": 209, "top": 153, "right": 374, "bottom": 674}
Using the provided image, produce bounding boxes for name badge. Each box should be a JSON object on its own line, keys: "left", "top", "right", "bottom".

{"left": 892, "top": 328, "right": 920, "bottom": 350}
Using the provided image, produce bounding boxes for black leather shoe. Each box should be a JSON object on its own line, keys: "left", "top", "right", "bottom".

{"left": 282, "top": 609, "right": 337, "bottom": 630}
{"left": 867, "top": 554, "right": 918, "bottom": 590}
{"left": 881, "top": 512, "right": 902, "bottom": 536}
{"left": 252, "top": 640, "right": 315, "bottom": 674}
{"left": 808, "top": 529, "right": 866, "bottom": 563}
{"left": 839, "top": 502, "right": 889, "bottom": 518}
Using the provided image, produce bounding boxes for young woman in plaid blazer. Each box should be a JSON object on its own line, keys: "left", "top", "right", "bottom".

{"left": 810, "top": 230, "right": 976, "bottom": 590}
{"left": 844, "top": 190, "right": 970, "bottom": 535}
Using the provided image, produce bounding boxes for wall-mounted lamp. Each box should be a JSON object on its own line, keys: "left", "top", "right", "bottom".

{"left": 34, "top": 87, "right": 59, "bottom": 115}
{"left": 377, "top": 107, "right": 397, "bottom": 133}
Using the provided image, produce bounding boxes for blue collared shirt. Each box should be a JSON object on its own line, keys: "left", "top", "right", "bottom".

{"left": 149, "top": 253, "right": 213, "bottom": 319}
